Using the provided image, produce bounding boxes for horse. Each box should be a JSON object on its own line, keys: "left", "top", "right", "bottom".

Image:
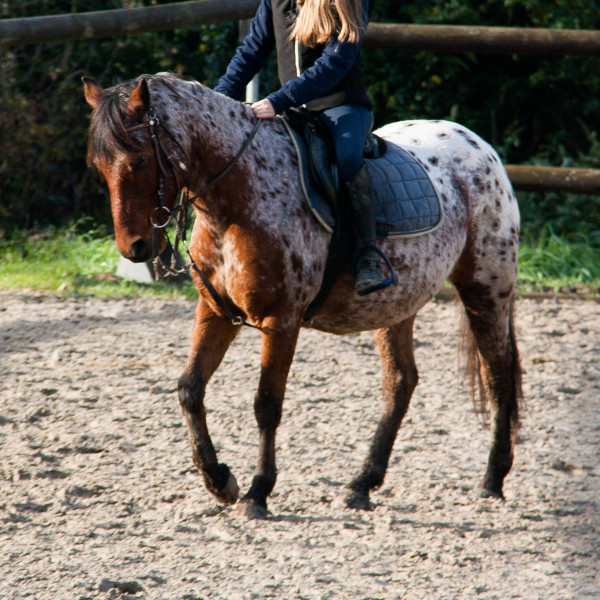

{"left": 83, "top": 72, "right": 523, "bottom": 519}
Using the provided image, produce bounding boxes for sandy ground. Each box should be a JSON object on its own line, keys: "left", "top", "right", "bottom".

{"left": 0, "top": 291, "right": 598, "bottom": 600}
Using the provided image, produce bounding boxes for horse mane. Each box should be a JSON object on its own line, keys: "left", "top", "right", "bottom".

{"left": 86, "top": 72, "right": 200, "bottom": 166}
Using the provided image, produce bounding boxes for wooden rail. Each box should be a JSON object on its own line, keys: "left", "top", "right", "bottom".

{"left": 365, "top": 23, "right": 600, "bottom": 56}
{"left": 505, "top": 166, "right": 600, "bottom": 194}
{"left": 2, "top": 0, "right": 600, "bottom": 57}
{"left": 0, "top": 0, "right": 259, "bottom": 46}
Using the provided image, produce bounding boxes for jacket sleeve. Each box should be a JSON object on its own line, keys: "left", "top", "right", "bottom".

{"left": 267, "top": 0, "right": 370, "bottom": 114}
{"left": 213, "top": 0, "right": 275, "bottom": 100}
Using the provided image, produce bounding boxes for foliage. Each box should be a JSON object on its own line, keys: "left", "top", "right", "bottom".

{"left": 366, "top": 0, "right": 600, "bottom": 163}
{"left": 1, "top": 0, "right": 599, "bottom": 244}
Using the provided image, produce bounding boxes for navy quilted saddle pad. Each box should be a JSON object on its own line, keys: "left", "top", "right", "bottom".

{"left": 368, "top": 143, "right": 443, "bottom": 238}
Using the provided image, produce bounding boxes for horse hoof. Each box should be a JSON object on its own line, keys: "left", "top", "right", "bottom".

{"left": 345, "top": 490, "right": 372, "bottom": 511}
{"left": 213, "top": 472, "right": 239, "bottom": 506}
{"left": 233, "top": 501, "right": 268, "bottom": 520}
{"left": 479, "top": 486, "right": 505, "bottom": 501}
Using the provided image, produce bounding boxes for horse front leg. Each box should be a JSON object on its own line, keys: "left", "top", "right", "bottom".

{"left": 236, "top": 317, "right": 300, "bottom": 519}
{"left": 346, "top": 317, "right": 418, "bottom": 510}
{"left": 178, "top": 300, "right": 240, "bottom": 505}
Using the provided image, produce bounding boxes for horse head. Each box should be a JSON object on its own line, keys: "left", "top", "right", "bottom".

{"left": 83, "top": 76, "right": 182, "bottom": 262}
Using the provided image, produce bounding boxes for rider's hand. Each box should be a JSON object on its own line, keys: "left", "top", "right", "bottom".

{"left": 251, "top": 99, "right": 275, "bottom": 119}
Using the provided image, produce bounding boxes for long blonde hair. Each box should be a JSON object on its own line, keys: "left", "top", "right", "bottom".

{"left": 290, "top": 0, "right": 364, "bottom": 47}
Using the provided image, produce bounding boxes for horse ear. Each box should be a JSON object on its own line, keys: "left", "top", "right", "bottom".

{"left": 126, "top": 78, "right": 150, "bottom": 120}
{"left": 82, "top": 77, "right": 103, "bottom": 109}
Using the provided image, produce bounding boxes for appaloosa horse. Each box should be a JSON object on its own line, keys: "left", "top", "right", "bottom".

{"left": 83, "top": 72, "right": 522, "bottom": 518}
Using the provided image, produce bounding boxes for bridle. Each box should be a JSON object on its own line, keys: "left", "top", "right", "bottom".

{"left": 126, "top": 105, "right": 262, "bottom": 329}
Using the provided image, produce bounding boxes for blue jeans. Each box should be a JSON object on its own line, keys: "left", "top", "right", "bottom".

{"left": 315, "top": 104, "right": 373, "bottom": 181}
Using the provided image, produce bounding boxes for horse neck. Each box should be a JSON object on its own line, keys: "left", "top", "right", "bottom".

{"left": 150, "top": 81, "right": 259, "bottom": 222}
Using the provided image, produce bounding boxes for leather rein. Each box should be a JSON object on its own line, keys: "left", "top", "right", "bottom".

{"left": 126, "top": 105, "right": 262, "bottom": 329}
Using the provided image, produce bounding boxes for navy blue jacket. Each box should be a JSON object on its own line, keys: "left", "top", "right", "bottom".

{"left": 214, "top": 0, "right": 371, "bottom": 113}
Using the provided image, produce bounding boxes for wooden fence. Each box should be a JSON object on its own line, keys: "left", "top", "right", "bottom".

{"left": 1, "top": 0, "right": 599, "bottom": 193}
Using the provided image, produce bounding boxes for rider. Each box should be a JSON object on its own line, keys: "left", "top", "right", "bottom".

{"left": 214, "top": 0, "right": 390, "bottom": 295}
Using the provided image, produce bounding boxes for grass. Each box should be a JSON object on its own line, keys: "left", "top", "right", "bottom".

{"left": 0, "top": 224, "right": 598, "bottom": 299}
{"left": 518, "top": 225, "right": 600, "bottom": 294}
{"left": 0, "top": 225, "right": 196, "bottom": 299}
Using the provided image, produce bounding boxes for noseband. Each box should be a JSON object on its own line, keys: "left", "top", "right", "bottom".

{"left": 126, "top": 105, "right": 262, "bottom": 329}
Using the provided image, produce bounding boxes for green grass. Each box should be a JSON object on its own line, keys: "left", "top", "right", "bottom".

{"left": 0, "top": 225, "right": 598, "bottom": 299}
{"left": 0, "top": 225, "right": 196, "bottom": 299}
{"left": 518, "top": 226, "right": 600, "bottom": 294}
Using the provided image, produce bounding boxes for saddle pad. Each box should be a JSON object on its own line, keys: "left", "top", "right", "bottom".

{"left": 369, "top": 142, "right": 443, "bottom": 238}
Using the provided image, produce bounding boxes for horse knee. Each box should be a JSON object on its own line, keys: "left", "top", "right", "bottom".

{"left": 178, "top": 372, "right": 206, "bottom": 414}
{"left": 254, "top": 390, "right": 282, "bottom": 430}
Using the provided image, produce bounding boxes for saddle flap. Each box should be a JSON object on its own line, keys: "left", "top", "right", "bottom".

{"left": 279, "top": 109, "right": 338, "bottom": 233}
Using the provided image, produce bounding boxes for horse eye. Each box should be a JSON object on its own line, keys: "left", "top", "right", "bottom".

{"left": 132, "top": 156, "right": 146, "bottom": 168}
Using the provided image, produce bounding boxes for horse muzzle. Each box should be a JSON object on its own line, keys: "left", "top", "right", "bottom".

{"left": 124, "top": 237, "right": 153, "bottom": 263}
{"left": 122, "top": 229, "right": 165, "bottom": 263}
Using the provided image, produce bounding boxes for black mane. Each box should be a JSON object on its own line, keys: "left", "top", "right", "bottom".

{"left": 87, "top": 78, "right": 141, "bottom": 166}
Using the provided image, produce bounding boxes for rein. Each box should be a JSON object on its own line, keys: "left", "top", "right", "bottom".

{"left": 127, "top": 106, "right": 262, "bottom": 330}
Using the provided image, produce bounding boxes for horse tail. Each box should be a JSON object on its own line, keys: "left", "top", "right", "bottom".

{"left": 507, "top": 299, "right": 524, "bottom": 429}
{"left": 460, "top": 296, "right": 523, "bottom": 428}
{"left": 459, "top": 306, "right": 486, "bottom": 421}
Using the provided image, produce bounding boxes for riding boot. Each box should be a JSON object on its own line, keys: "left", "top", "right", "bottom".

{"left": 343, "top": 164, "right": 387, "bottom": 295}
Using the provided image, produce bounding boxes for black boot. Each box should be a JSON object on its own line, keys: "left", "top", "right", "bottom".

{"left": 343, "top": 164, "right": 389, "bottom": 295}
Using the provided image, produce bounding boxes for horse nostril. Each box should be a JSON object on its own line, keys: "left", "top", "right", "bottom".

{"left": 128, "top": 238, "right": 150, "bottom": 263}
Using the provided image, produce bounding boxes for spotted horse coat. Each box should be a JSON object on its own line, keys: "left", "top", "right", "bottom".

{"left": 84, "top": 73, "right": 523, "bottom": 518}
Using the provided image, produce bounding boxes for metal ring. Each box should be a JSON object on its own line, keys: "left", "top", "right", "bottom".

{"left": 151, "top": 206, "right": 171, "bottom": 229}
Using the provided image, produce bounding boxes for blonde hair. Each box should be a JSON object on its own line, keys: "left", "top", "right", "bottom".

{"left": 290, "top": 0, "right": 364, "bottom": 47}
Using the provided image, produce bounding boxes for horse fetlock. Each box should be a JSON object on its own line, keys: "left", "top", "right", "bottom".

{"left": 350, "top": 463, "right": 387, "bottom": 494}
{"left": 245, "top": 473, "right": 277, "bottom": 503}
{"left": 482, "top": 445, "right": 513, "bottom": 499}
{"left": 202, "top": 463, "right": 239, "bottom": 505}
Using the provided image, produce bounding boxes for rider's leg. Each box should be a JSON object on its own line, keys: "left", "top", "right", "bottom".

{"left": 343, "top": 163, "right": 386, "bottom": 292}
{"left": 316, "top": 105, "right": 386, "bottom": 293}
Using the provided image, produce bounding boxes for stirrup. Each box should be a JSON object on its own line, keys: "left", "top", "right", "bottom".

{"left": 353, "top": 244, "right": 397, "bottom": 297}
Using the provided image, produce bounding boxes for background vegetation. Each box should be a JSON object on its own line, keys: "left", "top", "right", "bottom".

{"left": 1, "top": 0, "right": 599, "bottom": 293}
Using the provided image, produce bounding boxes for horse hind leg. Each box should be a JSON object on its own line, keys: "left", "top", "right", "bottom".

{"left": 346, "top": 316, "right": 418, "bottom": 510}
{"left": 452, "top": 275, "right": 523, "bottom": 499}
